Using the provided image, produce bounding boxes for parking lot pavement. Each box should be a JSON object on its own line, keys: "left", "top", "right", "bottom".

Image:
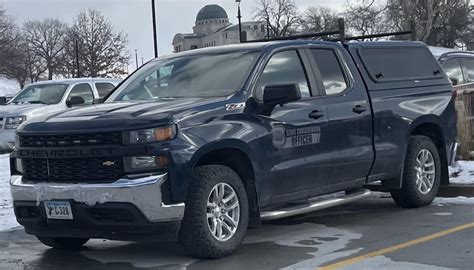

{"left": 0, "top": 196, "right": 472, "bottom": 270}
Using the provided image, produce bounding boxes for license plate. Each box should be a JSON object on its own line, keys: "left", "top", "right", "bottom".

{"left": 44, "top": 201, "right": 73, "bottom": 220}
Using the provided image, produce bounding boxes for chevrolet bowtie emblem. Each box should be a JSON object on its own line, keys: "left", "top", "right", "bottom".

{"left": 102, "top": 161, "right": 116, "bottom": 167}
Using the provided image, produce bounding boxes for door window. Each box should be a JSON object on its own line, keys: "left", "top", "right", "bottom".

{"left": 311, "top": 49, "right": 348, "bottom": 95}
{"left": 95, "top": 83, "right": 116, "bottom": 97}
{"left": 255, "top": 50, "right": 311, "bottom": 100}
{"left": 462, "top": 59, "right": 474, "bottom": 82}
{"left": 443, "top": 59, "right": 465, "bottom": 84}
{"left": 67, "top": 83, "right": 94, "bottom": 104}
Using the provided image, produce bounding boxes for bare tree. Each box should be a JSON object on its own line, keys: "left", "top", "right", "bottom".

{"left": 23, "top": 18, "right": 67, "bottom": 80}
{"left": 64, "top": 9, "right": 130, "bottom": 78}
{"left": 386, "top": 0, "right": 472, "bottom": 47}
{"left": 300, "top": 6, "right": 339, "bottom": 33}
{"left": 254, "top": 0, "right": 300, "bottom": 38}
{"left": 344, "top": 0, "right": 391, "bottom": 38}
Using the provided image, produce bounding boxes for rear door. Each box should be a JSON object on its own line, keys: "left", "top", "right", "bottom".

{"left": 306, "top": 46, "right": 374, "bottom": 187}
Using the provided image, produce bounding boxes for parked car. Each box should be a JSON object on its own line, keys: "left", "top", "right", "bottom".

{"left": 430, "top": 47, "right": 474, "bottom": 158}
{"left": 10, "top": 41, "right": 457, "bottom": 258}
{"left": 0, "top": 78, "right": 121, "bottom": 152}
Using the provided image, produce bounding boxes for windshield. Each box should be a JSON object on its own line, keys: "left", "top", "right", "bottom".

{"left": 108, "top": 51, "right": 259, "bottom": 101}
{"left": 10, "top": 84, "right": 69, "bottom": 105}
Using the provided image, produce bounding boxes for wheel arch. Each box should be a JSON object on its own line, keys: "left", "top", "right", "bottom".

{"left": 190, "top": 140, "right": 261, "bottom": 228}
{"left": 408, "top": 118, "right": 449, "bottom": 186}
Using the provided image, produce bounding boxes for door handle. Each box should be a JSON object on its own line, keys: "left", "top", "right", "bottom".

{"left": 308, "top": 110, "right": 324, "bottom": 119}
{"left": 353, "top": 104, "right": 367, "bottom": 114}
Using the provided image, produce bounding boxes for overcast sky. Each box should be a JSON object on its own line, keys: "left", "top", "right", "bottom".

{"left": 3, "top": 0, "right": 346, "bottom": 69}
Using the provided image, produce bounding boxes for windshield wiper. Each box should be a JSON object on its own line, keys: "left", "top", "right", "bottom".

{"left": 28, "top": 101, "right": 48, "bottom": 105}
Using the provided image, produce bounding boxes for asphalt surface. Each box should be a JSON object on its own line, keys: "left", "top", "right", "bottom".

{"left": 0, "top": 195, "right": 473, "bottom": 270}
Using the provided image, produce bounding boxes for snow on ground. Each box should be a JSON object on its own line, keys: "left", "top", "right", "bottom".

{"left": 0, "top": 77, "right": 20, "bottom": 97}
{"left": 0, "top": 154, "right": 18, "bottom": 230}
{"left": 449, "top": 160, "right": 474, "bottom": 185}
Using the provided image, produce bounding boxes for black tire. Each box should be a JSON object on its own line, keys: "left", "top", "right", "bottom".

{"left": 390, "top": 135, "right": 441, "bottom": 208}
{"left": 179, "top": 165, "right": 249, "bottom": 259}
{"left": 37, "top": 237, "right": 89, "bottom": 250}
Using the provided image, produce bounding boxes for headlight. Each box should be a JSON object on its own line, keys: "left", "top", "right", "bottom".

{"left": 124, "top": 125, "right": 177, "bottom": 145}
{"left": 5, "top": 116, "right": 27, "bottom": 129}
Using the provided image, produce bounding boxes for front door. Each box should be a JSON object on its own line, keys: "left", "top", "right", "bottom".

{"left": 254, "top": 49, "right": 332, "bottom": 204}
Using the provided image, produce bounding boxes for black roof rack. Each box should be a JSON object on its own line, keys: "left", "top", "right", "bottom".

{"left": 246, "top": 18, "right": 415, "bottom": 44}
{"left": 438, "top": 50, "right": 474, "bottom": 60}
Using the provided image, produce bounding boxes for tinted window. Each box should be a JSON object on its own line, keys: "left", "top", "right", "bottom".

{"left": 109, "top": 51, "right": 258, "bottom": 101}
{"left": 443, "top": 59, "right": 465, "bottom": 84}
{"left": 359, "top": 47, "right": 443, "bottom": 82}
{"left": 255, "top": 50, "right": 310, "bottom": 100}
{"left": 463, "top": 59, "right": 474, "bottom": 82}
{"left": 68, "top": 83, "right": 94, "bottom": 104}
{"left": 95, "top": 83, "right": 116, "bottom": 97}
{"left": 311, "top": 49, "right": 347, "bottom": 95}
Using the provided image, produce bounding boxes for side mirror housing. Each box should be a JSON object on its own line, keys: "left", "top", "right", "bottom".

{"left": 263, "top": 84, "right": 301, "bottom": 105}
{"left": 449, "top": 77, "right": 459, "bottom": 86}
{"left": 66, "top": 96, "right": 85, "bottom": 107}
{"left": 0, "top": 97, "right": 7, "bottom": 105}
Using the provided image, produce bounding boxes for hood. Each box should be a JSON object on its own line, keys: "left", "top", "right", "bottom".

{"left": 0, "top": 104, "right": 55, "bottom": 119}
{"left": 19, "top": 97, "right": 226, "bottom": 134}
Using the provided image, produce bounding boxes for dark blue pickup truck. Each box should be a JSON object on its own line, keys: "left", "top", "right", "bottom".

{"left": 10, "top": 40, "right": 457, "bottom": 258}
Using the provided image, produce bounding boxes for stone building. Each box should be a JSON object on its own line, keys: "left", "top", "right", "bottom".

{"left": 172, "top": 4, "right": 267, "bottom": 53}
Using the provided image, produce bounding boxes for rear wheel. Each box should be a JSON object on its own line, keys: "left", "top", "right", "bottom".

{"left": 179, "top": 165, "right": 249, "bottom": 259}
{"left": 37, "top": 237, "right": 89, "bottom": 250}
{"left": 390, "top": 135, "right": 441, "bottom": 208}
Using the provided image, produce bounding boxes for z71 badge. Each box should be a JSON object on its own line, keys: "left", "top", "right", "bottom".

{"left": 272, "top": 125, "right": 321, "bottom": 149}
{"left": 225, "top": 102, "right": 246, "bottom": 111}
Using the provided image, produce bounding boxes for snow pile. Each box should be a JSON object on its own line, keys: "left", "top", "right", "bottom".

{"left": 0, "top": 154, "right": 18, "bottom": 230}
{"left": 433, "top": 196, "right": 474, "bottom": 206}
{"left": 0, "top": 77, "right": 20, "bottom": 97}
{"left": 449, "top": 161, "right": 474, "bottom": 185}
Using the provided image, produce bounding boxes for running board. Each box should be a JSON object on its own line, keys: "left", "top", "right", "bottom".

{"left": 260, "top": 189, "right": 372, "bottom": 221}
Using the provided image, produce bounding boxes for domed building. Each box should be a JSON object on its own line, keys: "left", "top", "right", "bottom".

{"left": 172, "top": 4, "right": 266, "bottom": 53}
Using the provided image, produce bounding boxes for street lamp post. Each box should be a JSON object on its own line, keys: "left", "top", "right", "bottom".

{"left": 135, "top": 49, "right": 139, "bottom": 69}
{"left": 151, "top": 0, "right": 159, "bottom": 58}
{"left": 236, "top": 0, "right": 242, "bottom": 43}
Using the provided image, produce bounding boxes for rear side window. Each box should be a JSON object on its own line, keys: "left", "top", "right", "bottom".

{"left": 359, "top": 47, "right": 443, "bottom": 83}
{"left": 462, "top": 59, "right": 474, "bottom": 82}
{"left": 442, "top": 59, "right": 465, "bottom": 84}
{"left": 310, "top": 49, "right": 348, "bottom": 95}
{"left": 95, "top": 83, "right": 116, "bottom": 97}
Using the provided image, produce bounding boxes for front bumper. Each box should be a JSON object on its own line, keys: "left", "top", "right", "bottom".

{"left": 10, "top": 173, "right": 185, "bottom": 240}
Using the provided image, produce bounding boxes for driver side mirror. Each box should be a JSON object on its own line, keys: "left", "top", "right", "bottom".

{"left": 263, "top": 84, "right": 301, "bottom": 105}
{"left": 66, "top": 96, "right": 85, "bottom": 107}
{"left": 449, "top": 77, "right": 459, "bottom": 86}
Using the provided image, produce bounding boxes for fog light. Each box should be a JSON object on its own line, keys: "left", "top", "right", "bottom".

{"left": 130, "top": 156, "right": 168, "bottom": 170}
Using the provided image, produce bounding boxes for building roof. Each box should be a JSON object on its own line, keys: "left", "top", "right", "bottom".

{"left": 196, "top": 4, "right": 228, "bottom": 21}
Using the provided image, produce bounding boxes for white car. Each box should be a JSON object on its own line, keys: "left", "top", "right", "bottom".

{"left": 0, "top": 78, "right": 121, "bottom": 152}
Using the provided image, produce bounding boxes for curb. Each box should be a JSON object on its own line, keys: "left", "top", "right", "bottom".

{"left": 437, "top": 185, "right": 474, "bottom": 198}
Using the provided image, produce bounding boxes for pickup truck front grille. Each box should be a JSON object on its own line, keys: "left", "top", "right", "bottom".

{"left": 22, "top": 157, "right": 124, "bottom": 183}
{"left": 20, "top": 133, "right": 122, "bottom": 148}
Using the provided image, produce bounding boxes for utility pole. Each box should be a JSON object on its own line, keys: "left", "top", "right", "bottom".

{"left": 151, "top": 0, "right": 159, "bottom": 58}
{"left": 236, "top": 0, "right": 242, "bottom": 43}
{"left": 141, "top": 57, "right": 144, "bottom": 65}
{"left": 135, "top": 49, "right": 139, "bottom": 70}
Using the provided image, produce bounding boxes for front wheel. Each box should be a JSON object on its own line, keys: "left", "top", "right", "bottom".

{"left": 390, "top": 135, "right": 441, "bottom": 208}
{"left": 179, "top": 165, "right": 249, "bottom": 259}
